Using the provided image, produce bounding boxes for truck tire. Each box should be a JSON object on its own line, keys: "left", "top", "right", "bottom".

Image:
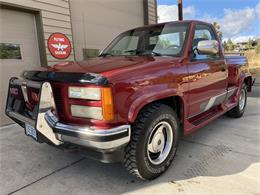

{"left": 124, "top": 103, "right": 179, "bottom": 180}
{"left": 227, "top": 84, "right": 247, "bottom": 118}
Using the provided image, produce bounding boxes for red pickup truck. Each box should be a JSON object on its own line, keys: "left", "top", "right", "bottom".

{"left": 6, "top": 20, "right": 253, "bottom": 180}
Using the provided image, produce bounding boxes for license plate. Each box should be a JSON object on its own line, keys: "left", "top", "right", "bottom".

{"left": 25, "top": 124, "right": 37, "bottom": 140}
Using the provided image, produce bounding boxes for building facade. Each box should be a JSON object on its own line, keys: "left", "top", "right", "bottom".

{"left": 0, "top": 0, "right": 157, "bottom": 126}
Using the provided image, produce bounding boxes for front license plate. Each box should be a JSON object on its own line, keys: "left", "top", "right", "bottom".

{"left": 25, "top": 124, "right": 37, "bottom": 140}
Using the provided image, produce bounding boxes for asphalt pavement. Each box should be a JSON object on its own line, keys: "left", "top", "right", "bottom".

{"left": 1, "top": 77, "right": 259, "bottom": 195}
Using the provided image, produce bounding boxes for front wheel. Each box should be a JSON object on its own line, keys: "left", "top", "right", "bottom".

{"left": 123, "top": 103, "right": 180, "bottom": 180}
{"left": 227, "top": 84, "right": 247, "bottom": 118}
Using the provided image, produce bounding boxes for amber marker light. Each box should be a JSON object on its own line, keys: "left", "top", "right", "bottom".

{"left": 101, "top": 87, "right": 114, "bottom": 121}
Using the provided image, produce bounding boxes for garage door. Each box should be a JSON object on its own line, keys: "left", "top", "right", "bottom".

{"left": 0, "top": 8, "right": 41, "bottom": 126}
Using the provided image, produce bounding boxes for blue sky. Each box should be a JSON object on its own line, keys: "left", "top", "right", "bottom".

{"left": 157, "top": 0, "right": 260, "bottom": 42}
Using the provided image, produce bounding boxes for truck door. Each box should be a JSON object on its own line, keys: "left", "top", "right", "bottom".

{"left": 187, "top": 23, "right": 228, "bottom": 118}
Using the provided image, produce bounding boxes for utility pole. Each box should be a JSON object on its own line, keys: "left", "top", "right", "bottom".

{"left": 178, "top": 0, "right": 183, "bottom": 21}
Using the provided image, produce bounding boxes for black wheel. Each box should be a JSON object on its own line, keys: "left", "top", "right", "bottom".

{"left": 227, "top": 84, "right": 247, "bottom": 118}
{"left": 123, "top": 103, "right": 180, "bottom": 180}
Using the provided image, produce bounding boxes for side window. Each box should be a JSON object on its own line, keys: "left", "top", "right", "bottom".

{"left": 192, "top": 24, "right": 219, "bottom": 60}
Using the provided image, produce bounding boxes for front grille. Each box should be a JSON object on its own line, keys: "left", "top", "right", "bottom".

{"left": 51, "top": 83, "right": 66, "bottom": 119}
{"left": 27, "top": 87, "right": 40, "bottom": 106}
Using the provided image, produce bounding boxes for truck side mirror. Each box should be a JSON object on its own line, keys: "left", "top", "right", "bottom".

{"left": 197, "top": 40, "right": 219, "bottom": 55}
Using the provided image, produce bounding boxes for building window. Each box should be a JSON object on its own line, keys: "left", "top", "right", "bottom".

{"left": 83, "top": 48, "right": 100, "bottom": 59}
{"left": 0, "top": 43, "right": 22, "bottom": 59}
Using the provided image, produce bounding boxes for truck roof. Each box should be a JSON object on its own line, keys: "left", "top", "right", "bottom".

{"left": 129, "top": 20, "right": 213, "bottom": 32}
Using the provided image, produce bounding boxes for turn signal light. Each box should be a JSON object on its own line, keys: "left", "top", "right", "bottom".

{"left": 101, "top": 88, "right": 114, "bottom": 121}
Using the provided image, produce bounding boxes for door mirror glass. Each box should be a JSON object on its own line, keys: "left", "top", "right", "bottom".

{"left": 197, "top": 40, "right": 219, "bottom": 55}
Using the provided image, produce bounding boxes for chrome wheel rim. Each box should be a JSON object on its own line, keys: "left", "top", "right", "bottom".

{"left": 239, "top": 89, "right": 246, "bottom": 111}
{"left": 147, "top": 121, "right": 173, "bottom": 165}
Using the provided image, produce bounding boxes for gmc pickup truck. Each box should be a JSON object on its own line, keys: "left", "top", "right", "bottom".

{"left": 6, "top": 20, "right": 253, "bottom": 180}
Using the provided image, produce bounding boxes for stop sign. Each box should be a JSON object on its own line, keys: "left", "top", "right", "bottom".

{"left": 48, "top": 33, "right": 72, "bottom": 59}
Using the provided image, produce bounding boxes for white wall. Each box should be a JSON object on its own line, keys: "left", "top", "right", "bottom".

{"left": 1, "top": 0, "right": 75, "bottom": 66}
{"left": 70, "top": 0, "right": 145, "bottom": 61}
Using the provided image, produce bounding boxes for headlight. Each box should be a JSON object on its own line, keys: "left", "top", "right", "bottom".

{"left": 71, "top": 105, "right": 103, "bottom": 120}
{"left": 69, "top": 87, "right": 114, "bottom": 121}
{"left": 68, "top": 87, "right": 101, "bottom": 100}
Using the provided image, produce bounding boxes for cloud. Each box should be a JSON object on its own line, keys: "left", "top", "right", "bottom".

{"left": 201, "top": 3, "right": 260, "bottom": 39}
{"left": 256, "top": 2, "right": 260, "bottom": 18}
{"left": 157, "top": 5, "right": 195, "bottom": 23}
{"left": 158, "top": 3, "right": 260, "bottom": 39}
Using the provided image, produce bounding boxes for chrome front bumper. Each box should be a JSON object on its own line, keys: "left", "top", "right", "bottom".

{"left": 6, "top": 78, "right": 131, "bottom": 151}
{"left": 45, "top": 110, "right": 131, "bottom": 150}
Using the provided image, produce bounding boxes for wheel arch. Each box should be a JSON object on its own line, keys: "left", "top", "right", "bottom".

{"left": 128, "top": 95, "right": 185, "bottom": 126}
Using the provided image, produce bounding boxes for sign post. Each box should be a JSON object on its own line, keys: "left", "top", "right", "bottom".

{"left": 178, "top": 0, "right": 183, "bottom": 21}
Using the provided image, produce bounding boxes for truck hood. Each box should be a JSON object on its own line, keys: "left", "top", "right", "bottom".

{"left": 23, "top": 56, "right": 181, "bottom": 84}
{"left": 51, "top": 56, "right": 181, "bottom": 75}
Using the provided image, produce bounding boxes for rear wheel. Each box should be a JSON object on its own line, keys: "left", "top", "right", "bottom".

{"left": 227, "top": 84, "right": 247, "bottom": 118}
{"left": 123, "top": 103, "right": 179, "bottom": 180}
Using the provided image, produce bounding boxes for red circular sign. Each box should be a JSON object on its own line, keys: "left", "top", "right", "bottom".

{"left": 48, "top": 33, "right": 72, "bottom": 59}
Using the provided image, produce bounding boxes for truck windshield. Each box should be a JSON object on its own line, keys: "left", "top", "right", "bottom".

{"left": 101, "top": 23, "right": 189, "bottom": 57}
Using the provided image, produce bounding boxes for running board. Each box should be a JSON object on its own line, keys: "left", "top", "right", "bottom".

{"left": 188, "top": 106, "right": 223, "bottom": 126}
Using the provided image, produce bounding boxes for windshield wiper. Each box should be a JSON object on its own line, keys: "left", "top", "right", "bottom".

{"left": 138, "top": 50, "right": 163, "bottom": 56}
{"left": 99, "top": 53, "right": 114, "bottom": 57}
{"left": 124, "top": 49, "right": 137, "bottom": 53}
{"left": 148, "top": 51, "right": 163, "bottom": 56}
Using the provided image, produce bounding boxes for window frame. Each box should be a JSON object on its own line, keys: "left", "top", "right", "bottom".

{"left": 190, "top": 23, "right": 221, "bottom": 62}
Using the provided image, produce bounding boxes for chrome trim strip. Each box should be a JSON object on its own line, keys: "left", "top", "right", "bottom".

{"left": 6, "top": 111, "right": 35, "bottom": 126}
{"left": 188, "top": 89, "right": 234, "bottom": 119}
{"left": 61, "top": 134, "right": 130, "bottom": 150}
{"left": 10, "top": 79, "right": 42, "bottom": 89}
{"left": 188, "top": 87, "right": 238, "bottom": 119}
{"left": 203, "top": 91, "right": 227, "bottom": 112}
{"left": 21, "top": 85, "right": 28, "bottom": 102}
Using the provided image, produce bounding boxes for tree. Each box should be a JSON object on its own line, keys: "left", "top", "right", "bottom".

{"left": 212, "top": 22, "right": 223, "bottom": 39}
{"left": 246, "top": 38, "right": 254, "bottom": 50}
{"left": 256, "top": 40, "right": 260, "bottom": 54}
{"left": 222, "top": 41, "right": 228, "bottom": 51}
{"left": 226, "top": 38, "right": 234, "bottom": 51}
{"left": 201, "top": 32, "right": 210, "bottom": 39}
{"left": 158, "top": 39, "right": 171, "bottom": 48}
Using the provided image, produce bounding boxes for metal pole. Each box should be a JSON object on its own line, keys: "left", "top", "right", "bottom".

{"left": 178, "top": 0, "right": 183, "bottom": 21}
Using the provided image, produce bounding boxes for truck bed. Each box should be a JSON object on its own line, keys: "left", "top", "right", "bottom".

{"left": 224, "top": 53, "right": 248, "bottom": 87}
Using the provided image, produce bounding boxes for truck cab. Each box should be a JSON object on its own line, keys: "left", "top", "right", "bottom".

{"left": 6, "top": 20, "right": 253, "bottom": 180}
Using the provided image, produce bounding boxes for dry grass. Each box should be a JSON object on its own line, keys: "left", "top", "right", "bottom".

{"left": 245, "top": 50, "right": 260, "bottom": 67}
{"left": 244, "top": 50, "right": 260, "bottom": 75}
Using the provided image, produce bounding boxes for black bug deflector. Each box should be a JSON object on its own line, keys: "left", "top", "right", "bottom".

{"left": 21, "top": 71, "right": 109, "bottom": 85}
{"left": 5, "top": 77, "right": 63, "bottom": 145}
